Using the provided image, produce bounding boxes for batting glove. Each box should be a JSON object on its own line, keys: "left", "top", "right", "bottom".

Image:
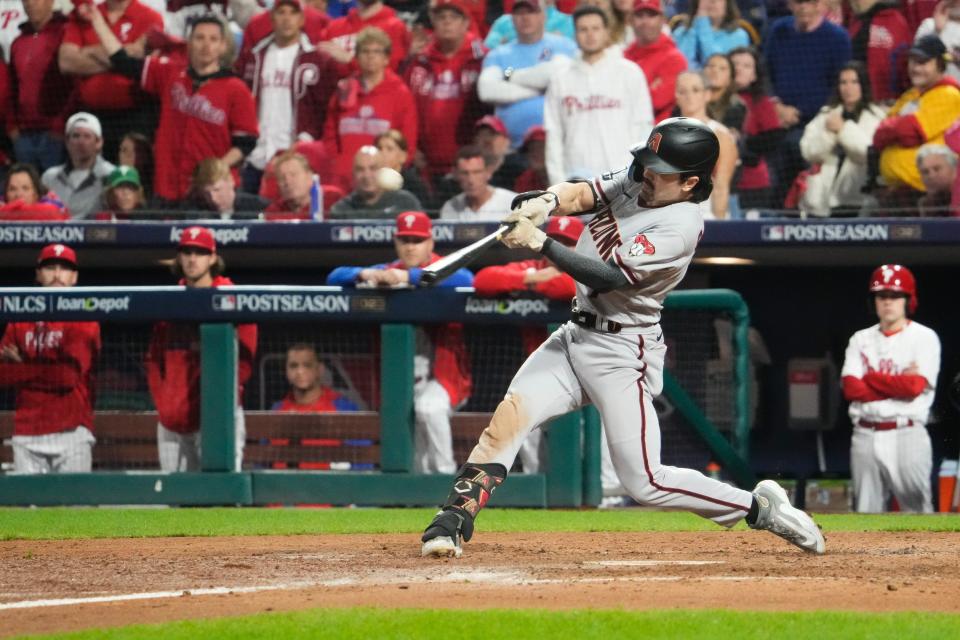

{"left": 505, "top": 191, "right": 559, "bottom": 227}
{"left": 500, "top": 217, "right": 547, "bottom": 252}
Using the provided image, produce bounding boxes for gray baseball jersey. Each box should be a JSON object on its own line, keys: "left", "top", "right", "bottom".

{"left": 573, "top": 166, "right": 704, "bottom": 330}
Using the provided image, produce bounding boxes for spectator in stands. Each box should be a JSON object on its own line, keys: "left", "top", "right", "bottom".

{"left": 0, "top": 163, "right": 69, "bottom": 220}
{"left": 764, "top": 0, "right": 852, "bottom": 205}
{"left": 478, "top": 0, "right": 577, "bottom": 148}
{"left": 374, "top": 130, "right": 431, "bottom": 208}
{"left": 915, "top": 143, "right": 958, "bottom": 215}
{"left": 915, "top": 0, "right": 960, "bottom": 83}
{"left": 7, "top": 0, "right": 71, "bottom": 172}
{"left": 671, "top": 0, "right": 750, "bottom": 69}
{"left": 118, "top": 132, "right": 154, "bottom": 199}
{"left": 329, "top": 145, "right": 422, "bottom": 218}
{"left": 322, "top": 27, "right": 417, "bottom": 188}
{"left": 80, "top": 9, "right": 260, "bottom": 204}
{"left": 187, "top": 157, "right": 266, "bottom": 219}
{"left": 675, "top": 70, "right": 738, "bottom": 218}
{"left": 514, "top": 125, "right": 549, "bottom": 191}
{"left": 272, "top": 344, "right": 360, "bottom": 412}
{"left": 404, "top": 0, "right": 487, "bottom": 184}
{"left": 146, "top": 226, "right": 257, "bottom": 472}
{"left": 729, "top": 46, "right": 783, "bottom": 210}
{"left": 41, "top": 112, "right": 116, "bottom": 220}
{"left": 607, "top": 0, "right": 637, "bottom": 48}
{"left": 847, "top": 0, "right": 912, "bottom": 104}
{"left": 318, "top": 0, "right": 410, "bottom": 71}
{"left": 704, "top": 53, "right": 745, "bottom": 131}
{"left": 0, "top": 0, "right": 26, "bottom": 58}
{"left": 96, "top": 165, "right": 147, "bottom": 221}
{"left": 473, "top": 114, "right": 527, "bottom": 190}
{"left": 544, "top": 5, "right": 653, "bottom": 185}
{"left": 0, "top": 244, "right": 100, "bottom": 474}
{"left": 484, "top": 0, "right": 574, "bottom": 48}
{"left": 58, "top": 0, "right": 164, "bottom": 160}
{"left": 239, "top": 0, "right": 330, "bottom": 65}
{"left": 440, "top": 145, "right": 517, "bottom": 221}
{"left": 874, "top": 35, "right": 960, "bottom": 195}
{"left": 263, "top": 150, "right": 321, "bottom": 220}
{"left": 799, "top": 61, "right": 886, "bottom": 216}
{"left": 946, "top": 118, "right": 960, "bottom": 212}
{"left": 623, "top": 0, "right": 688, "bottom": 123}
{"left": 326, "top": 211, "right": 473, "bottom": 474}
{"left": 235, "top": 0, "right": 339, "bottom": 194}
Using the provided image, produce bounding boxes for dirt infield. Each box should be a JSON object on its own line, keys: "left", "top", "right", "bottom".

{"left": 2, "top": 531, "right": 959, "bottom": 637}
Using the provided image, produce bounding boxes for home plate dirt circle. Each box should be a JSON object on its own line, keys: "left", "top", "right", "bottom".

{"left": 1, "top": 531, "right": 959, "bottom": 638}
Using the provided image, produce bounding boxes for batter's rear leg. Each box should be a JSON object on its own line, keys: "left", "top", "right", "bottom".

{"left": 421, "top": 326, "right": 584, "bottom": 558}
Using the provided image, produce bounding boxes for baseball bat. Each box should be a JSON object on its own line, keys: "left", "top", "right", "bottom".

{"left": 420, "top": 223, "right": 514, "bottom": 287}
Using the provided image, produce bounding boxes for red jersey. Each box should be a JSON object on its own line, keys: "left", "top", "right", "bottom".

{"left": 322, "top": 69, "right": 418, "bottom": 184}
{"left": 404, "top": 36, "right": 486, "bottom": 176}
{"left": 736, "top": 92, "right": 779, "bottom": 191}
{"left": 272, "top": 387, "right": 358, "bottom": 412}
{"left": 145, "top": 276, "right": 257, "bottom": 433}
{"left": 623, "top": 34, "right": 688, "bottom": 123}
{"left": 142, "top": 56, "right": 259, "bottom": 200}
{"left": 0, "top": 199, "right": 70, "bottom": 220}
{"left": 263, "top": 197, "right": 311, "bottom": 221}
{"left": 63, "top": 0, "right": 163, "bottom": 111}
{"left": 8, "top": 13, "right": 73, "bottom": 134}
{"left": 321, "top": 5, "right": 410, "bottom": 72}
{"left": 0, "top": 320, "right": 100, "bottom": 436}
{"left": 848, "top": 6, "right": 912, "bottom": 103}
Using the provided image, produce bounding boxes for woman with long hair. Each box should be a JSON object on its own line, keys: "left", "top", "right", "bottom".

{"left": 374, "top": 129, "right": 432, "bottom": 209}
{"left": 672, "top": 0, "right": 750, "bottom": 69}
{"left": 799, "top": 61, "right": 887, "bottom": 216}
{"left": 675, "top": 70, "right": 739, "bottom": 218}
{"left": 0, "top": 164, "right": 69, "bottom": 221}
{"left": 96, "top": 166, "right": 147, "bottom": 221}
{"left": 704, "top": 52, "right": 746, "bottom": 131}
{"left": 729, "top": 46, "right": 783, "bottom": 210}
{"left": 118, "top": 132, "right": 155, "bottom": 199}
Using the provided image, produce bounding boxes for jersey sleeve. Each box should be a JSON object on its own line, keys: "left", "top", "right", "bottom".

{"left": 591, "top": 166, "right": 632, "bottom": 211}
{"left": 611, "top": 227, "right": 691, "bottom": 286}
{"left": 914, "top": 328, "right": 941, "bottom": 388}
{"left": 141, "top": 54, "right": 170, "bottom": 94}
{"left": 840, "top": 334, "right": 865, "bottom": 378}
{"left": 63, "top": 17, "right": 85, "bottom": 46}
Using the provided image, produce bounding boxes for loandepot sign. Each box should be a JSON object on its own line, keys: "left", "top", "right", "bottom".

{"left": 465, "top": 297, "right": 551, "bottom": 317}
{"left": 761, "top": 224, "right": 889, "bottom": 242}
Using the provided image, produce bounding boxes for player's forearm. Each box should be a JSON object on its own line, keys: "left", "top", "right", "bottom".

{"left": 841, "top": 375, "right": 887, "bottom": 403}
{"left": 549, "top": 182, "right": 595, "bottom": 215}
{"left": 863, "top": 372, "right": 928, "bottom": 399}
{"left": 58, "top": 45, "right": 111, "bottom": 76}
{"left": 540, "top": 238, "right": 628, "bottom": 293}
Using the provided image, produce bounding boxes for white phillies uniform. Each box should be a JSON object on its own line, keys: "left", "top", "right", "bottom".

{"left": 841, "top": 321, "right": 940, "bottom": 513}
{"left": 468, "top": 166, "right": 754, "bottom": 526}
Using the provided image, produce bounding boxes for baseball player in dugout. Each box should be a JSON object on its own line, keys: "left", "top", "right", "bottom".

{"left": 422, "top": 117, "right": 826, "bottom": 559}
{"left": 0, "top": 245, "right": 101, "bottom": 473}
{"left": 327, "top": 212, "right": 473, "bottom": 473}
{"left": 841, "top": 265, "right": 941, "bottom": 513}
{"left": 146, "top": 227, "right": 258, "bottom": 472}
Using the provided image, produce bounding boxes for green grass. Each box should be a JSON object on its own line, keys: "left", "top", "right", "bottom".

{"left": 1, "top": 507, "right": 959, "bottom": 541}
{"left": 15, "top": 608, "right": 960, "bottom": 640}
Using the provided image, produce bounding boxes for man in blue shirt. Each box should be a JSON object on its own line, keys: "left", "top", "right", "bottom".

{"left": 764, "top": 0, "right": 851, "bottom": 205}
{"left": 484, "top": 0, "right": 574, "bottom": 48}
{"left": 478, "top": 0, "right": 577, "bottom": 149}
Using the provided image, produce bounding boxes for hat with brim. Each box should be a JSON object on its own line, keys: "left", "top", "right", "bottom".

{"left": 909, "top": 34, "right": 948, "bottom": 61}
{"left": 37, "top": 244, "right": 78, "bottom": 268}
{"left": 108, "top": 166, "right": 142, "bottom": 189}
{"left": 632, "top": 146, "right": 686, "bottom": 174}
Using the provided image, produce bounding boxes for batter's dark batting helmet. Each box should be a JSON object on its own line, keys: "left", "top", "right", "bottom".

{"left": 629, "top": 117, "right": 720, "bottom": 202}
{"left": 869, "top": 264, "right": 918, "bottom": 314}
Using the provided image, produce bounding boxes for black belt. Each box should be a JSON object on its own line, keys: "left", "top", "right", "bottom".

{"left": 571, "top": 309, "right": 622, "bottom": 333}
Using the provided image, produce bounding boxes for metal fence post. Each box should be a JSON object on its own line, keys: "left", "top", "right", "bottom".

{"left": 200, "top": 323, "right": 236, "bottom": 472}
{"left": 380, "top": 323, "right": 415, "bottom": 472}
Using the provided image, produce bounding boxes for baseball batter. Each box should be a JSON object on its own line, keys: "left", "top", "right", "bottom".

{"left": 841, "top": 265, "right": 940, "bottom": 513}
{"left": 421, "top": 117, "right": 825, "bottom": 557}
{"left": 0, "top": 244, "right": 101, "bottom": 473}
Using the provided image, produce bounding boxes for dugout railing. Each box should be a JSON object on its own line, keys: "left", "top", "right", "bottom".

{"left": 0, "top": 286, "right": 754, "bottom": 507}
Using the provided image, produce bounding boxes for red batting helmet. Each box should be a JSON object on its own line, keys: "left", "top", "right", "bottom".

{"left": 869, "top": 264, "right": 917, "bottom": 314}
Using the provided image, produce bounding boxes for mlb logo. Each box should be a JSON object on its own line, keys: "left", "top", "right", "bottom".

{"left": 333, "top": 226, "right": 353, "bottom": 241}
{"left": 212, "top": 294, "right": 237, "bottom": 311}
{"left": 762, "top": 225, "right": 784, "bottom": 241}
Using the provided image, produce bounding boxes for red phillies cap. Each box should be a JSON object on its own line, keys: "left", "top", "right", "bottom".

{"left": 179, "top": 226, "right": 217, "bottom": 253}
{"left": 430, "top": 0, "right": 470, "bottom": 16}
{"left": 520, "top": 125, "right": 546, "bottom": 151}
{"left": 633, "top": 0, "right": 663, "bottom": 13}
{"left": 395, "top": 211, "right": 433, "bottom": 238}
{"left": 475, "top": 115, "right": 509, "bottom": 137}
{"left": 545, "top": 216, "right": 584, "bottom": 246}
{"left": 273, "top": 0, "right": 304, "bottom": 10}
{"left": 37, "top": 243, "right": 78, "bottom": 267}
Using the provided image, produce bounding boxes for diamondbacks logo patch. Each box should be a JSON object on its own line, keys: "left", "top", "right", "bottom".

{"left": 648, "top": 132, "right": 662, "bottom": 153}
{"left": 628, "top": 233, "right": 656, "bottom": 257}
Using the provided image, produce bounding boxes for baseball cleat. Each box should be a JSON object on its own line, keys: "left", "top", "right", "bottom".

{"left": 421, "top": 509, "right": 467, "bottom": 559}
{"left": 749, "top": 480, "right": 826, "bottom": 554}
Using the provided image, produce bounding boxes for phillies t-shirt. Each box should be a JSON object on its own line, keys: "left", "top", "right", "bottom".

{"left": 142, "top": 56, "right": 259, "bottom": 200}
{"left": 248, "top": 42, "right": 298, "bottom": 170}
{"left": 63, "top": 0, "right": 164, "bottom": 110}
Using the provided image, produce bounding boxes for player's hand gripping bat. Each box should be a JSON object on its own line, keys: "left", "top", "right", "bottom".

{"left": 419, "top": 222, "right": 516, "bottom": 287}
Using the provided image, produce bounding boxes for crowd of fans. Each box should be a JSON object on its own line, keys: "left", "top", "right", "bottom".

{"left": 1, "top": 0, "right": 959, "bottom": 222}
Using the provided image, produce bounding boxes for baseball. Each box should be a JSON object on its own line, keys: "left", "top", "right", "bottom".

{"left": 376, "top": 167, "right": 404, "bottom": 191}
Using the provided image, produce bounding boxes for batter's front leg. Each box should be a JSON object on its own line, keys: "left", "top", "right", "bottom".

{"left": 421, "top": 325, "right": 585, "bottom": 558}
